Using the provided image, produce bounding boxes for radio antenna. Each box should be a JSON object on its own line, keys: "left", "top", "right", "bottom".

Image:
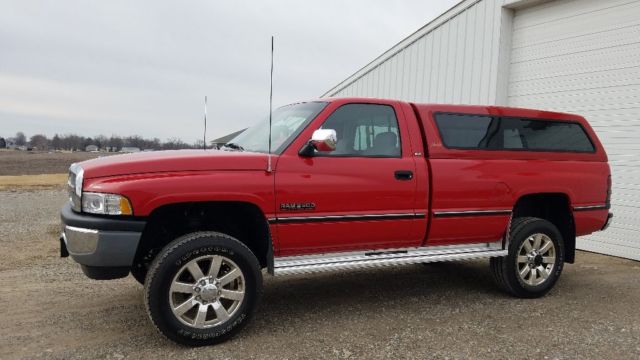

{"left": 267, "top": 36, "right": 274, "bottom": 172}
{"left": 203, "top": 95, "right": 207, "bottom": 150}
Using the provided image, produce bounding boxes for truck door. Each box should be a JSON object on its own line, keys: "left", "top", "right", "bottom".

{"left": 274, "top": 101, "right": 424, "bottom": 256}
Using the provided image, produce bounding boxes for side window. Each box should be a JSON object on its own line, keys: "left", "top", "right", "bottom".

{"left": 503, "top": 128, "right": 524, "bottom": 149}
{"left": 317, "top": 103, "right": 401, "bottom": 157}
{"left": 503, "top": 118, "right": 595, "bottom": 152}
{"left": 434, "top": 113, "right": 595, "bottom": 152}
{"left": 434, "top": 113, "right": 494, "bottom": 148}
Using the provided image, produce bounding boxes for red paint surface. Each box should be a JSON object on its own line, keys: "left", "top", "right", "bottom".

{"left": 79, "top": 97, "right": 611, "bottom": 256}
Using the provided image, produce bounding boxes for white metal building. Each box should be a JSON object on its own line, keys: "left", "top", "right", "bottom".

{"left": 323, "top": 0, "right": 640, "bottom": 260}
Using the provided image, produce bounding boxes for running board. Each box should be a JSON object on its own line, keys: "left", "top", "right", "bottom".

{"left": 273, "top": 243, "right": 507, "bottom": 276}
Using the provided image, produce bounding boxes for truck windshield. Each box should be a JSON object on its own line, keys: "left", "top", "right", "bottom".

{"left": 224, "top": 101, "right": 327, "bottom": 154}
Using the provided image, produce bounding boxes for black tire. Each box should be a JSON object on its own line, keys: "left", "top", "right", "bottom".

{"left": 491, "top": 217, "right": 564, "bottom": 298}
{"left": 144, "top": 231, "right": 262, "bottom": 346}
{"left": 130, "top": 263, "right": 147, "bottom": 285}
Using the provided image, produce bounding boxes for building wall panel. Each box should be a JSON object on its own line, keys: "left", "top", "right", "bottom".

{"left": 508, "top": 0, "right": 640, "bottom": 260}
{"left": 325, "top": 0, "right": 505, "bottom": 105}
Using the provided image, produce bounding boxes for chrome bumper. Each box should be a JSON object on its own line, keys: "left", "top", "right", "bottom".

{"left": 61, "top": 225, "right": 142, "bottom": 267}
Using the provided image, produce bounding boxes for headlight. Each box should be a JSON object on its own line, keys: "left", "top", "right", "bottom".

{"left": 82, "top": 192, "right": 133, "bottom": 215}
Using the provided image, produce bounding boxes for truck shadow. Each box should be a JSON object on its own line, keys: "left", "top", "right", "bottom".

{"left": 112, "top": 260, "right": 515, "bottom": 346}
{"left": 245, "top": 260, "right": 503, "bottom": 335}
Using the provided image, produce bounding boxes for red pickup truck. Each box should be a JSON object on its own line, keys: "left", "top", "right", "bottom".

{"left": 60, "top": 97, "right": 612, "bottom": 345}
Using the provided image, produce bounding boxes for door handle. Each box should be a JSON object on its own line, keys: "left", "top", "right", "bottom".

{"left": 394, "top": 170, "right": 413, "bottom": 180}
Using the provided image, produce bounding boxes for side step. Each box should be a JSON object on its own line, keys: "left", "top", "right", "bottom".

{"left": 273, "top": 243, "right": 507, "bottom": 276}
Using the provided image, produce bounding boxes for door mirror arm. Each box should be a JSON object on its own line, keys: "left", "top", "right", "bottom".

{"left": 298, "top": 141, "right": 316, "bottom": 157}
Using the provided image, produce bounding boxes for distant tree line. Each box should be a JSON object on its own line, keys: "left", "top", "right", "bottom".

{"left": 0, "top": 132, "right": 206, "bottom": 151}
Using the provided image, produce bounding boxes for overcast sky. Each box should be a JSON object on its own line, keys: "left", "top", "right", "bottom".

{"left": 1, "top": 0, "right": 459, "bottom": 143}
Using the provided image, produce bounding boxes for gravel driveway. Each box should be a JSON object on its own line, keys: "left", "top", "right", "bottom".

{"left": 1, "top": 188, "right": 639, "bottom": 359}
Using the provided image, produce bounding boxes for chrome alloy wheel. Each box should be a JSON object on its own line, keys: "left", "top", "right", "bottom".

{"left": 169, "top": 255, "right": 245, "bottom": 329}
{"left": 516, "top": 233, "right": 556, "bottom": 286}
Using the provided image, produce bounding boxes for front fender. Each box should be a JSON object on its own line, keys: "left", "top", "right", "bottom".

{"left": 83, "top": 170, "right": 276, "bottom": 218}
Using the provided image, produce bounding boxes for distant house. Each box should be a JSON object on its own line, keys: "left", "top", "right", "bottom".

{"left": 5, "top": 138, "right": 17, "bottom": 149}
{"left": 85, "top": 145, "right": 99, "bottom": 152}
{"left": 120, "top": 147, "right": 140, "bottom": 153}
{"left": 210, "top": 129, "right": 246, "bottom": 149}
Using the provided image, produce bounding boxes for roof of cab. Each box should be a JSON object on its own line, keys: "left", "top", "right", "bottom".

{"left": 321, "top": 97, "right": 584, "bottom": 122}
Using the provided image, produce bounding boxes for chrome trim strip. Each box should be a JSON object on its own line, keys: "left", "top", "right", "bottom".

{"left": 269, "top": 213, "right": 426, "bottom": 224}
{"left": 65, "top": 225, "right": 99, "bottom": 234}
{"left": 573, "top": 205, "right": 609, "bottom": 211}
{"left": 64, "top": 225, "right": 99, "bottom": 255}
{"left": 273, "top": 242, "right": 506, "bottom": 276}
{"left": 433, "top": 209, "right": 512, "bottom": 218}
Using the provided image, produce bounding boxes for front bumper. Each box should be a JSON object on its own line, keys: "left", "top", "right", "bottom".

{"left": 60, "top": 203, "right": 146, "bottom": 279}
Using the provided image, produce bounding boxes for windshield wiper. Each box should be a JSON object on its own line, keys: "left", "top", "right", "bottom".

{"left": 222, "top": 142, "right": 245, "bottom": 151}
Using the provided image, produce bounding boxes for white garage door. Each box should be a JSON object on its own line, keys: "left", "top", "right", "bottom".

{"left": 508, "top": 0, "right": 640, "bottom": 260}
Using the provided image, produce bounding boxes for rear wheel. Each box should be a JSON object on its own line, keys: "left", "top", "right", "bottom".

{"left": 144, "top": 231, "right": 262, "bottom": 346}
{"left": 491, "top": 217, "right": 564, "bottom": 298}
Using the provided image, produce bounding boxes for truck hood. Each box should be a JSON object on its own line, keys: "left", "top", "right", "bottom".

{"left": 78, "top": 150, "right": 269, "bottom": 179}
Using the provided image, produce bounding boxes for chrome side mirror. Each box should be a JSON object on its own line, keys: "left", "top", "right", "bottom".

{"left": 299, "top": 129, "right": 338, "bottom": 156}
{"left": 310, "top": 129, "right": 337, "bottom": 152}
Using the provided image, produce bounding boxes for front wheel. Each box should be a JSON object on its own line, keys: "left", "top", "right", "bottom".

{"left": 491, "top": 217, "right": 564, "bottom": 298}
{"left": 144, "top": 232, "right": 262, "bottom": 346}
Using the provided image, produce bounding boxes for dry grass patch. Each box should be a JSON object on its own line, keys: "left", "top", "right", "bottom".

{"left": 0, "top": 173, "right": 67, "bottom": 190}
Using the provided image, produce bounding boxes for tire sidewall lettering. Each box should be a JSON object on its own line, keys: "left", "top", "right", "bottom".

{"left": 144, "top": 232, "right": 262, "bottom": 346}
{"left": 176, "top": 313, "right": 247, "bottom": 340}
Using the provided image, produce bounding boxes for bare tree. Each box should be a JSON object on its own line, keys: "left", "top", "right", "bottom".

{"left": 15, "top": 132, "right": 26, "bottom": 146}
{"left": 51, "top": 134, "right": 61, "bottom": 150}
{"left": 193, "top": 140, "right": 205, "bottom": 149}
{"left": 60, "top": 134, "right": 83, "bottom": 151}
{"left": 8, "top": 131, "right": 198, "bottom": 152}
{"left": 94, "top": 135, "right": 108, "bottom": 150}
{"left": 29, "top": 134, "right": 48, "bottom": 151}
{"left": 82, "top": 137, "right": 93, "bottom": 149}
{"left": 163, "top": 137, "right": 189, "bottom": 150}
{"left": 125, "top": 135, "right": 144, "bottom": 148}
{"left": 151, "top": 137, "right": 161, "bottom": 150}
{"left": 108, "top": 136, "right": 123, "bottom": 152}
